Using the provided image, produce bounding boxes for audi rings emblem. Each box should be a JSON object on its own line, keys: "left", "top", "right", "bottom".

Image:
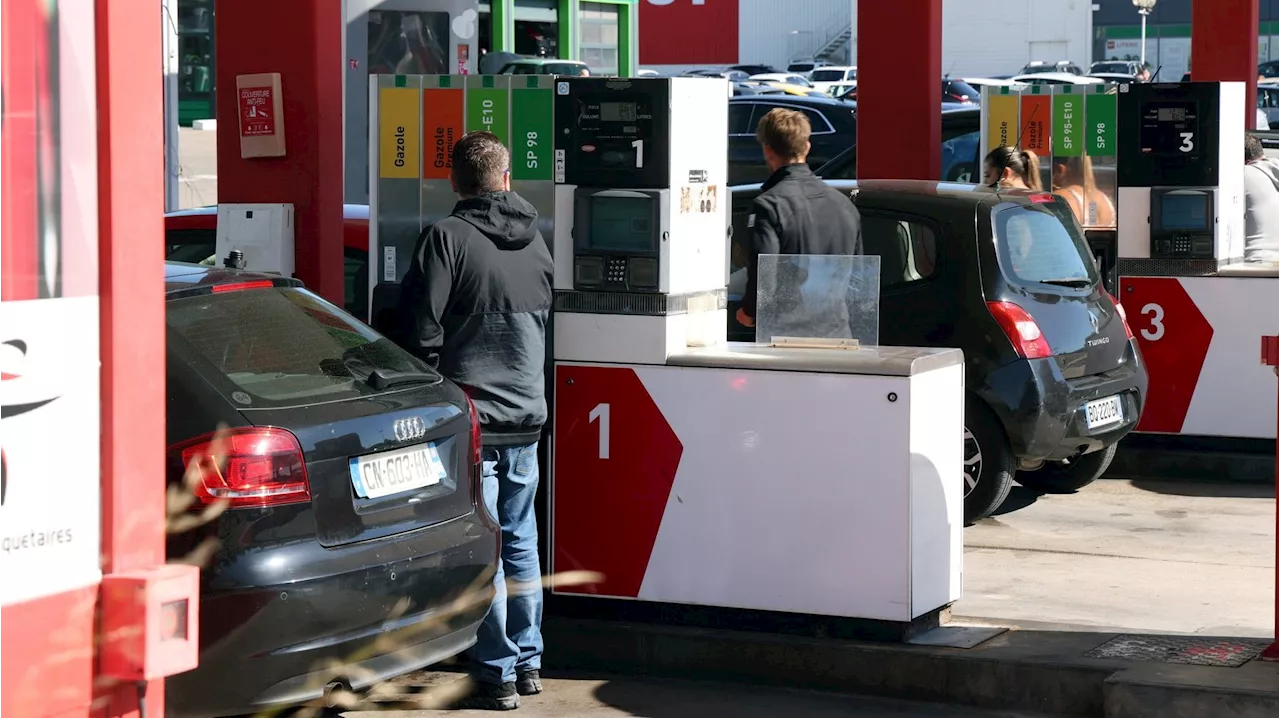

{"left": 394, "top": 416, "right": 427, "bottom": 442}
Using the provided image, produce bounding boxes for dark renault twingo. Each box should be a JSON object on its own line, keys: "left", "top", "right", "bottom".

{"left": 162, "top": 263, "right": 499, "bottom": 717}
{"left": 729, "top": 181, "right": 1148, "bottom": 523}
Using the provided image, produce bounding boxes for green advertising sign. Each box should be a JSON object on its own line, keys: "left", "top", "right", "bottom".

{"left": 1086, "top": 89, "right": 1117, "bottom": 156}
{"left": 466, "top": 78, "right": 510, "bottom": 147}
{"left": 1052, "top": 87, "right": 1083, "bottom": 156}
{"left": 511, "top": 80, "right": 554, "bottom": 181}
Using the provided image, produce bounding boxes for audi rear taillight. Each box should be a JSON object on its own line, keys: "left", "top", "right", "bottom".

{"left": 172, "top": 427, "right": 310, "bottom": 508}
{"left": 1107, "top": 291, "right": 1135, "bottom": 339}
{"left": 987, "top": 301, "right": 1052, "bottom": 359}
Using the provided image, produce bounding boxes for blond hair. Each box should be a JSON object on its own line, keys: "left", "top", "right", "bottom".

{"left": 755, "top": 108, "right": 810, "bottom": 161}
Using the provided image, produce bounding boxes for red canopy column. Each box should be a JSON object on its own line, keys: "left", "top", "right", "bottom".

{"left": 214, "top": 0, "right": 345, "bottom": 303}
{"left": 1191, "top": 0, "right": 1260, "bottom": 129}
{"left": 855, "top": 0, "right": 942, "bottom": 180}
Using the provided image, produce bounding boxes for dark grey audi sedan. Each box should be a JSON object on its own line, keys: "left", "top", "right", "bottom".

{"left": 162, "top": 262, "right": 499, "bottom": 717}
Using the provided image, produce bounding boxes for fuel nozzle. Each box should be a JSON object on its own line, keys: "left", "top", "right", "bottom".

{"left": 224, "top": 249, "right": 245, "bottom": 270}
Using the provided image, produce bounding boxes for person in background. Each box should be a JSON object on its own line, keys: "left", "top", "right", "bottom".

{"left": 1051, "top": 155, "right": 1116, "bottom": 228}
{"left": 983, "top": 146, "right": 1041, "bottom": 190}
{"left": 1243, "top": 133, "right": 1279, "bottom": 263}
{"left": 397, "top": 131, "right": 553, "bottom": 711}
{"left": 736, "top": 108, "right": 863, "bottom": 330}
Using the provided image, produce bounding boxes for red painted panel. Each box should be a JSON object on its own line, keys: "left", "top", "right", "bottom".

{"left": 856, "top": 0, "right": 942, "bottom": 181}
{"left": 1191, "top": 0, "right": 1260, "bottom": 129}
{"left": 0, "top": 587, "right": 97, "bottom": 717}
{"left": 1, "top": 0, "right": 45, "bottom": 301}
{"left": 553, "top": 365, "right": 683, "bottom": 598}
{"left": 215, "top": 0, "right": 345, "bottom": 304}
{"left": 1119, "top": 277, "right": 1214, "bottom": 433}
{"left": 639, "top": 0, "right": 738, "bottom": 66}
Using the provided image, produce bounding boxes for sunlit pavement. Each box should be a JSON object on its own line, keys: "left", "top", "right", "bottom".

{"left": 957, "top": 477, "right": 1274, "bottom": 636}
{"left": 339, "top": 673, "right": 1046, "bottom": 717}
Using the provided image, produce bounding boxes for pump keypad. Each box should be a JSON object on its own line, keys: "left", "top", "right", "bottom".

{"left": 1151, "top": 233, "right": 1213, "bottom": 259}
{"left": 606, "top": 257, "right": 629, "bottom": 285}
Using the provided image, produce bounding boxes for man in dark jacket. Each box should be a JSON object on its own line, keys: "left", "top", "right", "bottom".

{"left": 397, "top": 131, "right": 553, "bottom": 711}
{"left": 737, "top": 108, "right": 863, "bottom": 330}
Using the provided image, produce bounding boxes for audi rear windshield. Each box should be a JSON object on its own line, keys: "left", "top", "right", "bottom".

{"left": 167, "top": 286, "right": 441, "bottom": 409}
{"left": 993, "top": 202, "right": 1100, "bottom": 289}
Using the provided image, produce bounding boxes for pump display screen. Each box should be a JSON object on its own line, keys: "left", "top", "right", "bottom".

{"left": 1139, "top": 101, "right": 1199, "bottom": 157}
{"left": 600, "top": 102, "right": 639, "bottom": 122}
{"left": 1158, "top": 192, "right": 1210, "bottom": 231}
{"left": 588, "top": 196, "right": 656, "bottom": 252}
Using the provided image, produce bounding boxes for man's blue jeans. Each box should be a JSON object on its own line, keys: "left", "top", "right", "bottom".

{"left": 471, "top": 442, "right": 544, "bottom": 685}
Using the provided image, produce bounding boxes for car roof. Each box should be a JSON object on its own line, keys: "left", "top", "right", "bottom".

{"left": 730, "top": 177, "right": 1014, "bottom": 201}
{"left": 812, "top": 66, "right": 856, "bottom": 72}
{"left": 730, "top": 93, "right": 853, "bottom": 109}
{"left": 163, "top": 261, "right": 300, "bottom": 295}
{"left": 507, "top": 58, "right": 585, "bottom": 66}
{"left": 1011, "top": 72, "right": 1101, "bottom": 84}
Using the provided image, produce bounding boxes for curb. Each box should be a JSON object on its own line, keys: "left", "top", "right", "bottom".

{"left": 543, "top": 618, "right": 1278, "bottom": 717}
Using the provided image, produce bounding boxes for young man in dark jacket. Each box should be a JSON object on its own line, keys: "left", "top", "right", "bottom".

{"left": 397, "top": 131, "right": 553, "bottom": 711}
{"left": 736, "top": 108, "right": 863, "bottom": 329}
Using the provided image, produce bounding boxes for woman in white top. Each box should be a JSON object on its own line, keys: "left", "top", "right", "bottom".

{"left": 1051, "top": 155, "right": 1115, "bottom": 228}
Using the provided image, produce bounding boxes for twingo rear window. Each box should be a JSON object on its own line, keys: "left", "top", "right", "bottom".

{"left": 166, "top": 286, "right": 439, "bottom": 408}
{"left": 993, "top": 202, "right": 1100, "bottom": 288}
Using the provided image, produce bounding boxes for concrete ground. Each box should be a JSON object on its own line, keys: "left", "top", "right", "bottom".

{"left": 338, "top": 673, "right": 1044, "bottom": 717}
{"left": 957, "top": 477, "right": 1275, "bottom": 637}
{"left": 175, "top": 127, "right": 217, "bottom": 209}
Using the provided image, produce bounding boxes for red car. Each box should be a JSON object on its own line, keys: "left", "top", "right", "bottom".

{"left": 164, "top": 204, "right": 373, "bottom": 320}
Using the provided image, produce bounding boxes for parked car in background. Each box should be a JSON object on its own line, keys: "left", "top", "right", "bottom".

{"left": 1260, "top": 59, "right": 1278, "bottom": 79}
{"left": 815, "top": 106, "right": 983, "bottom": 182}
{"left": 1088, "top": 72, "right": 1138, "bottom": 84}
{"left": 808, "top": 66, "right": 857, "bottom": 93}
{"left": 164, "top": 205, "right": 372, "bottom": 321}
{"left": 729, "top": 64, "right": 779, "bottom": 76}
{"left": 824, "top": 82, "right": 858, "bottom": 100}
{"left": 733, "top": 81, "right": 787, "bottom": 97}
{"left": 162, "top": 262, "right": 498, "bottom": 717}
{"left": 941, "top": 78, "right": 981, "bottom": 104}
{"left": 727, "top": 95, "right": 857, "bottom": 184}
{"left": 962, "top": 77, "right": 1027, "bottom": 90}
{"left": 498, "top": 58, "right": 590, "bottom": 75}
{"left": 1011, "top": 72, "right": 1103, "bottom": 86}
{"left": 749, "top": 72, "right": 813, "bottom": 88}
{"left": 787, "top": 59, "right": 831, "bottom": 74}
{"left": 1090, "top": 60, "right": 1142, "bottom": 76}
{"left": 725, "top": 182, "right": 1146, "bottom": 524}
{"left": 684, "top": 68, "right": 750, "bottom": 82}
{"left": 1019, "top": 60, "right": 1084, "bottom": 76}
{"left": 1259, "top": 80, "right": 1278, "bottom": 129}
{"left": 833, "top": 80, "right": 981, "bottom": 105}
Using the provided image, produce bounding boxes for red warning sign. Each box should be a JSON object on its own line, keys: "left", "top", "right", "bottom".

{"left": 238, "top": 86, "right": 275, "bottom": 137}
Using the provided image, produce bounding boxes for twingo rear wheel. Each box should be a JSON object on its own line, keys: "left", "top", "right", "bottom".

{"left": 963, "top": 398, "right": 1015, "bottom": 524}
{"left": 1017, "top": 443, "right": 1117, "bottom": 494}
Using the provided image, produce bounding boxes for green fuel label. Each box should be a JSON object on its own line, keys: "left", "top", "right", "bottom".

{"left": 1086, "top": 90, "right": 1117, "bottom": 156}
{"left": 511, "top": 86, "right": 554, "bottom": 181}
{"left": 466, "top": 88, "right": 510, "bottom": 147}
{"left": 1052, "top": 87, "right": 1083, "bottom": 156}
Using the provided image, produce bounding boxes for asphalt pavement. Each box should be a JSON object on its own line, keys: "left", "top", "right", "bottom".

{"left": 956, "top": 477, "right": 1274, "bottom": 637}
{"left": 338, "top": 673, "right": 1046, "bottom": 717}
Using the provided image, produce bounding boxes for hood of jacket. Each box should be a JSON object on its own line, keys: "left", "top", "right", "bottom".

{"left": 1249, "top": 157, "right": 1280, "bottom": 190}
{"left": 452, "top": 191, "right": 540, "bottom": 250}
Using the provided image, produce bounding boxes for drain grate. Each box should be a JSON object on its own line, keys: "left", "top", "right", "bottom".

{"left": 1084, "top": 635, "right": 1271, "bottom": 667}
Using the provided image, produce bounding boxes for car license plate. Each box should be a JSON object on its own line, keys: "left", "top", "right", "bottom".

{"left": 1085, "top": 395, "right": 1123, "bottom": 430}
{"left": 349, "top": 444, "right": 445, "bottom": 499}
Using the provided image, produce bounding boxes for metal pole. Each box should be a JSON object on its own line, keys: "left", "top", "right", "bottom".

{"left": 162, "top": 0, "right": 180, "bottom": 212}
{"left": 1139, "top": 12, "right": 1147, "bottom": 69}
